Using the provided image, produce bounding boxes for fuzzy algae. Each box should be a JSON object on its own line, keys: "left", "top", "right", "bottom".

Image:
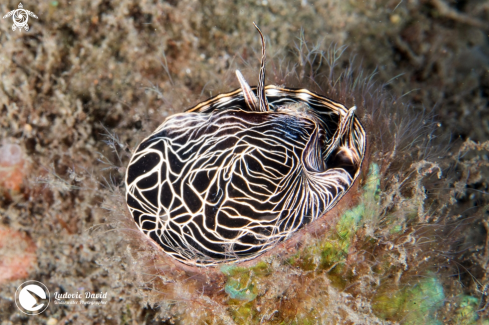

{"left": 221, "top": 262, "right": 269, "bottom": 302}
{"left": 373, "top": 276, "right": 445, "bottom": 324}
{"left": 220, "top": 262, "right": 271, "bottom": 322}
{"left": 453, "top": 295, "right": 485, "bottom": 325}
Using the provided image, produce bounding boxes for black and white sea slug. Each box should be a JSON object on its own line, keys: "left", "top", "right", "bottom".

{"left": 125, "top": 24, "right": 366, "bottom": 267}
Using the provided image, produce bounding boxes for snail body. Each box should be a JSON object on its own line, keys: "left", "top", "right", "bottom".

{"left": 125, "top": 25, "right": 366, "bottom": 266}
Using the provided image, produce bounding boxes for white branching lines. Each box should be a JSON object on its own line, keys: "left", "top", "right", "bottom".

{"left": 126, "top": 87, "right": 366, "bottom": 266}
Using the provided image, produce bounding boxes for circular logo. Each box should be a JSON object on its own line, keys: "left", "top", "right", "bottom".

{"left": 15, "top": 281, "right": 50, "bottom": 315}
{"left": 13, "top": 10, "right": 29, "bottom": 28}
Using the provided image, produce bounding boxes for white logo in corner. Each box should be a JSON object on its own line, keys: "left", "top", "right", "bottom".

{"left": 15, "top": 280, "right": 50, "bottom": 315}
{"left": 3, "top": 3, "right": 38, "bottom": 32}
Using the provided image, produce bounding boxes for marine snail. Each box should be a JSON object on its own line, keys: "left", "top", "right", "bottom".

{"left": 125, "top": 24, "right": 366, "bottom": 266}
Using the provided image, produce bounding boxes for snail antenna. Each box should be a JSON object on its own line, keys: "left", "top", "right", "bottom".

{"left": 235, "top": 70, "right": 259, "bottom": 111}
{"left": 324, "top": 106, "right": 357, "bottom": 160}
{"left": 253, "top": 22, "right": 270, "bottom": 112}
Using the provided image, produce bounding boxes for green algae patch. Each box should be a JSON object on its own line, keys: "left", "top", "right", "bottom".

{"left": 318, "top": 206, "right": 361, "bottom": 268}
{"left": 337, "top": 203, "right": 365, "bottom": 238}
{"left": 373, "top": 276, "right": 445, "bottom": 324}
{"left": 221, "top": 261, "right": 269, "bottom": 302}
{"left": 227, "top": 301, "right": 258, "bottom": 324}
{"left": 390, "top": 224, "right": 403, "bottom": 234}
{"left": 225, "top": 280, "right": 257, "bottom": 302}
{"left": 453, "top": 295, "right": 480, "bottom": 324}
{"left": 222, "top": 263, "right": 268, "bottom": 323}
{"left": 364, "top": 162, "right": 380, "bottom": 201}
